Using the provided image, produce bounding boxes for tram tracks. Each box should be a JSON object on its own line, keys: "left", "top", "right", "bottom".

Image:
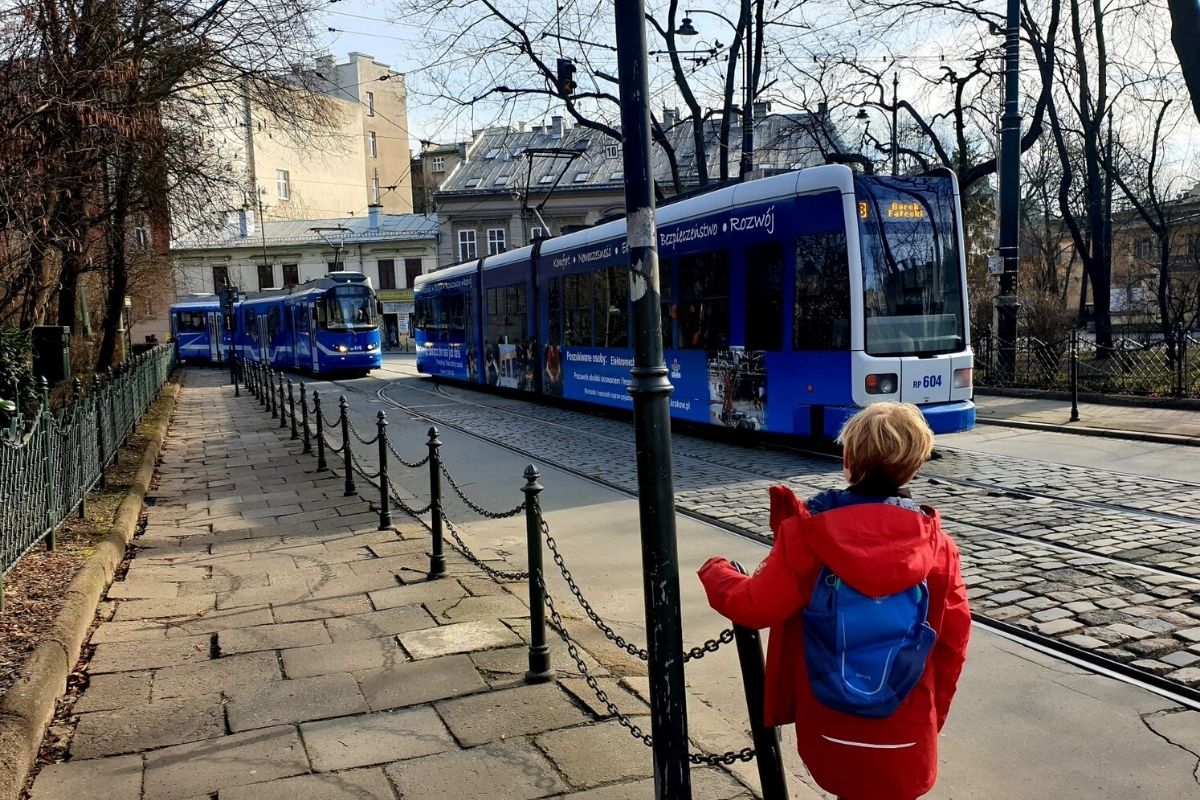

{"left": 328, "top": 367, "right": 1200, "bottom": 709}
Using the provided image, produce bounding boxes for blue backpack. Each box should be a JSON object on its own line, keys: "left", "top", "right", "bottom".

{"left": 802, "top": 566, "right": 938, "bottom": 718}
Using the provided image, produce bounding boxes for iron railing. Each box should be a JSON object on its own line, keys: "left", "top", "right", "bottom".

{"left": 0, "top": 346, "right": 175, "bottom": 595}
{"left": 975, "top": 328, "right": 1200, "bottom": 398}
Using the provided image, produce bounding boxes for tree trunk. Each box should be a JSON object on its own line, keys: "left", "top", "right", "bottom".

{"left": 1168, "top": 0, "right": 1200, "bottom": 124}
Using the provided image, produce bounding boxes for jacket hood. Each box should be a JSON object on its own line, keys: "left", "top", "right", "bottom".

{"left": 797, "top": 504, "right": 941, "bottom": 597}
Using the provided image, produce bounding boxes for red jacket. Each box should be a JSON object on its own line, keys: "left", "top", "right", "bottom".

{"left": 698, "top": 485, "right": 971, "bottom": 800}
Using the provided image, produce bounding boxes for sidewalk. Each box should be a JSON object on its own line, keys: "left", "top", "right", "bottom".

{"left": 974, "top": 391, "right": 1200, "bottom": 443}
{"left": 28, "top": 370, "right": 756, "bottom": 800}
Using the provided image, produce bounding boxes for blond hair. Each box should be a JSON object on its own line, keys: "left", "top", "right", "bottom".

{"left": 836, "top": 403, "right": 934, "bottom": 487}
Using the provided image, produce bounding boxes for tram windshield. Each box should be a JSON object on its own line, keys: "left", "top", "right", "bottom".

{"left": 324, "top": 285, "right": 378, "bottom": 331}
{"left": 855, "top": 176, "right": 965, "bottom": 356}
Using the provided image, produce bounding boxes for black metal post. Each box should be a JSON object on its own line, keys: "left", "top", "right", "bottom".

{"left": 73, "top": 378, "right": 85, "bottom": 520}
{"left": 278, "top": 372, "right": 287, "bottom": 429}
{"left": 232, "top": 354, "right": 240, "bottom": 397}
{"left": 376, "top": 411, "right": 391, "bottom": 530}
{"left": 738, "top": 0, "right": 753, "bottom": 180}
{"left": 729, "top": 589, "right": 789, "bottom": 798}
{"left": 314, "top": 391, "right": 328, "bottom": 471}
{"left": 262, "top": 367, "right": 270, "bottom": 409}
{"left": 300, "top": 383, "right": 312, "bottom": 453}
{"left": 288, "top": 379, "right": 297, "bottom": 438}
{"left": 1070, "top": 328, "right": 1080, "bottom": 422}
{"left": 94, "top": 375, "right": 107, "bottom": 490}
{"left": 614, "top": 1, "right": 691, "bottom": 795}
{"left": 523, "top": 464, "right": 553, "bottom": 683}
{"left": 339, "top": 396, "right": 356, "bottom": 496}
{"left": 995, "top": 0, "right": 1021, "bottom": 382}
{"left": 107, "top": 367, "right": 119, "bottom": 466}
{"left": 427, "top": 426, "right": 445, "bottom": 579}
{"left": 891, "top": 71, "right": 899, "bottom": 177}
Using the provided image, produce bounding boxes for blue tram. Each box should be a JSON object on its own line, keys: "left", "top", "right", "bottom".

{"left": 414, "top": 165, "right": 974, "bottom": 437}
{"left": 169, "top": 272, "right": 382, "bottom": 376}
{"left": 169, "top": 296, "right": 230, "bottom": 363}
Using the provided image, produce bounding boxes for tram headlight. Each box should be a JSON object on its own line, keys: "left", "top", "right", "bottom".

{"left": 865, "top": 373, "right": 897, "bottom": 395}
{"left": 365, "top": 342, "right": 377, "bottom": 351}
{"left": 337, "top": 344, "right": 349, "bottom": 353}
{"left": 953, "top": 367, "right": 972, "bottom": 389}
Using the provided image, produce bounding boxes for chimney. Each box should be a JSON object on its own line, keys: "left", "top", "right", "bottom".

{"left": 367, "top": 203, "right": 381, "bottom": 231}
{"left": 551, "top": 115, "right": 563, "bottom": 138}
{"left": 238, "top": 207, "right": 255, "bottom": 238}
{"left": 816, "top": 101, "right": 828, "bottom": 116}
{"left": 754, "top": 100, "right": 772, "bottom": 118}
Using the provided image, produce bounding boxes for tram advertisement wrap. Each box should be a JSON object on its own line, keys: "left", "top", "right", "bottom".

{"left": 420, "top": 342, "right": 470, "bottom": 380}
{"left": 557, "top": 347, "right": 711, "bottom": 424}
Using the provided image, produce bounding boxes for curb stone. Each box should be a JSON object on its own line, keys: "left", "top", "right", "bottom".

{"left": 975, "top": 416, "right": 1200, "bottom": 447}
{"left": 0, "top": 382, "right": 180, "bottom": 800}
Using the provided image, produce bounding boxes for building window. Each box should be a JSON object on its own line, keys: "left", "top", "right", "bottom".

{"left": 212, "top": 265, "right": 229, "bottom": 290}
{"left": 1137, "top": 238, "right": 1153, "bottom": 259}
{"left": 458, "top": 229, "right": 477, "bottom": 261}
{"left": 405, "top": 258, "right": 423, "bottom": 287}
{"left": 487, "top": 228, "right": 507, "bottom": 255}
{"left": 573, "top": 171, "right": 590, "bottom": 183}
{"left": 368, "top": 131, "right": 378, "bottom": 158}
{"left": 283, "top": 263, "right": 299, "bottom": 286}
{"left": 378, "top": 259, "right": 396, "bottom": 290}
{"left": 371, "top": 177, "right": 381, "bottom": 203}
{"left": 276, "top": 169, "right": 290, "bottom": 200}
{"left": 432, "top": 156, "right": 445, "bottom": 172}
{"left": 134, "top": 226, "right": 149, "bottom": 248}
{"left": 257, "top": 264, "right": 274, "bottom": 291}
{"left": 366, "top": 91, "right": 375, "bottom": 117}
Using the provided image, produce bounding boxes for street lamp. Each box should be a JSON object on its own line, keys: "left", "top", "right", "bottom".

{"left": 854, "top": 72, "right": 900, "bottom": 177}
{"left": 675, "top": 4, "right": 755, "bottom": 179}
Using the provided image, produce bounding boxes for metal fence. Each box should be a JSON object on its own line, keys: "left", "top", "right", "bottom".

{"left": 975, "top": 329, "right": 1200, "bottom": 398}
{"left": 0, "top": 345, "right": 176, "bottom": 592}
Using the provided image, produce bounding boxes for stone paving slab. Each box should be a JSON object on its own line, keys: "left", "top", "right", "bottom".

{"left": 151, "top": 651, "right": 282, "bottom": 701}
{"left": 281, "top": 636, "right": 406, "bottom": 678}
{"left": 535, "top": 720, "right": 654, "bottom": 790}
{"left": 300, "top": 706, "right": 457, "bottom": 772}
{"left": 218, "top": 767, "right": 398, "bottom": 800}
{"left": 436, "top": 683, "right": 592, "bottom": 747}
{"left": 72, "top": 693, "right": 226, "bottom": 759}
{"left": 73, "top": 670, "right": 154, "bottom": 713}
{"left": 355, "top": 653, "right": 488, "bottom": 711}
{"left": 142, "top": 725, "right": 310, "bottom": 800}
{"left": 272, "top": 594, "right": 375, "bottom": 623}
{"left": 28, "top": 753, "right": 144, "bottom": 800}
{"left": 88, "top": 635, "right": 213, "bottom": 673}
{"left": 383, "top": 740, "right": 570, "bottom": 800}
{"left": 552, "top": 767, "right": 752, "bottom": 800}
{"left": 399, "top": 619, "right": 522, "bottom": 659}
{"left": 225, "top": 672, "right": 368, "bottom": 732}
{"left": 323, "top": 605, "right": 436, "bottom": 642}
{"left": 217, "top": 620, "right": 331, "bottom": 654}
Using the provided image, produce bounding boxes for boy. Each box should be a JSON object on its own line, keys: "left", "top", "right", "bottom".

{"left": 698, "top": 402, "right": 971, "bottom": 800}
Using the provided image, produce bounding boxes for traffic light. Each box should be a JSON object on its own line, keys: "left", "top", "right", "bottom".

{"left": 556, "top": 58, "right": 576, "bottom": 96}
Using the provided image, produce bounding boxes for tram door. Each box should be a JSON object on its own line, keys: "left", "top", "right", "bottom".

{"left": 256, "top": 314, "right": 270, "bottom": 363}
{"left": 206, "top": 311, "right": 225, "bottom": 363}
{"left": 309, "top": 306, "right": 320, "bottom": 372}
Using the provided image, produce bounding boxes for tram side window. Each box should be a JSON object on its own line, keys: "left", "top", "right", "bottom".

{"left": 267, "top": 307, "right": 280, "bottom": 338}
{"left": 679, "top": 250, "right": 730, "bottom": 350}
{"left": 547, "top": 277, "right": 563, "bottom": 345}
{"left": 793, "top": 231, "right": 850, "bottom": 350}
{"left": 661, "top": 259, "right": 676, "bottom": 350}
{"left": 564, "top": 273, "right": 593, "bottom": 346}
{"left": 745, "top": 242, "right": 784, "bottom": 351}
{"left": 177, "top": 312, "right": 207, "bottom": 332}
{"left": 486, "top": 283, "right": 527, "bottom": 343}
{"left": 244, "top": 309, "right": 257, "bottom": 336}
{"left": 593, "top": 268, "right": 629, "bottom": 347}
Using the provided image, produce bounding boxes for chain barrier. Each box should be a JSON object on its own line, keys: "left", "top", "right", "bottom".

{"left": 441, "top": 510, "right": 529, "bottom": 581}
{"left": 347, "top": 418, "right": 380, "bottom": 447}
{"left": 386, "top": 436, "right": 431, "bottom": 469}
{"left": 538, "top": 573, "right": 755, "bottom": 766}
{"left": 388, "top": 486, "right": 434, "bottom": 517}
{"left": 322, "top": 434, "right": 345, "bottom": 455}
{"left": 350, "top": 453, "right": 381, "bottom": 481}
{"left": 536, "top": 502, "right": 734, "bottom": 663}
{"left": 438, "top": 459, "right": 527, "bottom": 519}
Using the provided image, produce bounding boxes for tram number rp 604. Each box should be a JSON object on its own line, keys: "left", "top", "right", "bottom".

{"left": 913, "top": 375, "right": 943, "bottom": 390}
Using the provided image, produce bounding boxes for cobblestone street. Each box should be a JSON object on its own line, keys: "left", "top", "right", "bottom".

{"left": 375, "top": 377, "right": 1200, "bottom": 691}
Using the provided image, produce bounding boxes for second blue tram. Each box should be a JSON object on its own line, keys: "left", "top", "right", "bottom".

{"left": 414, "top": 164, "right": 974, "bottom": 437}
{"left": 169, "top": 272, "right": 382, "bottom": 376}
